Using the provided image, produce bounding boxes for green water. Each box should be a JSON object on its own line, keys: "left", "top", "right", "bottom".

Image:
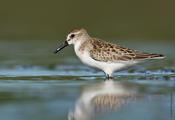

{"left": 0, "top": 40, "right": 174, "bottom": 120}
{"left": 1, "top": 0, "right": 175, "bottom": 40}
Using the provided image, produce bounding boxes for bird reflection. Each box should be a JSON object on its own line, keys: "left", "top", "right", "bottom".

{"left": 68, "top": 79, "right": 139, "bottom": 120}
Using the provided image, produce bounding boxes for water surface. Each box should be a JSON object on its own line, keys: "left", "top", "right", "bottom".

{"left": 0, "top": 40, "right": 174, "bottom": 120}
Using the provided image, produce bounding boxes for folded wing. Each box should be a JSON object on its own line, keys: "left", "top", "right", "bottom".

{"left": 89, "top": 39, "right": 164, "bottom": 62}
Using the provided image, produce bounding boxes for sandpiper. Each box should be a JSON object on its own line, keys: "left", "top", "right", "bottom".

{"left": 54, "top": 28, "right": 164, "bottom": 79}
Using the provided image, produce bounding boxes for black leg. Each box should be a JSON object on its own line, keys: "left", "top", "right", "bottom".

{"left": 105, "top": 73, "right": 114, "bottom": 80}
{"left": 105, "top": 74, "right": 110, "bottom": 80}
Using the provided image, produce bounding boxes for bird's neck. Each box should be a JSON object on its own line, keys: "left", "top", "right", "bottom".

{"left": 74, "top": 38, "right": 86, "bottom": 51}
{"left": 74, "top": 37, "right": 90, "bottom": 56}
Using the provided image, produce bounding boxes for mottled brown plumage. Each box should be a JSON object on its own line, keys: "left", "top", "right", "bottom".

{"left": 80, "top": 38, "right": 164, "bottom": 62}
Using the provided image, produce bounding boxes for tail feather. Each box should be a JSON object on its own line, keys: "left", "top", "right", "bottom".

{"left": 149, "top": 54, "right": 165, "bottom": 59}
{"left": 134, "top": 51, "right": 165, "bottom": 60}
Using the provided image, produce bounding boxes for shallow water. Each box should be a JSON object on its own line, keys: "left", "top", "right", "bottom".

{"left": 0, "top": 40, "right": 175, "bottom": 120}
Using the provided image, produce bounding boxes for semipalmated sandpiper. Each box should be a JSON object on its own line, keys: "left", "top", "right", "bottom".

{"left": 54, "top": 28, "right": 164, "bottom": 79}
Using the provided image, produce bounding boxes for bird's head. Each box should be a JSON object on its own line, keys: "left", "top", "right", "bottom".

{"left": 54, "top": 28, "right": 89, "bottom": 54}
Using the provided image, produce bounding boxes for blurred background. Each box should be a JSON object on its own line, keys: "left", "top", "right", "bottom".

{"left": 0, "top": 0, "right": 174, "bottom": 120}
{"left": 0, "top": 0, "right": 175, "bottom": 40}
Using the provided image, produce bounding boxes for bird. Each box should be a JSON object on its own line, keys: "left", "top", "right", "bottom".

{"left": 54, "top": 28, "right": 164, "bottom": 79}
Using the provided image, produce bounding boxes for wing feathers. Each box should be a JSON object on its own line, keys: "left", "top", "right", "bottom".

{"left": 89, "top": 38, "right": 164, "bottom": 62}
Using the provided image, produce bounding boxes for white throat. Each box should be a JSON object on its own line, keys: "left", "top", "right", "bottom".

{"left": 74, "top": 38, "right": 85, "bottom": 54}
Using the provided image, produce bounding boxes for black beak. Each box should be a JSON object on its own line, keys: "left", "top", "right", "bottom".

{"left": 54, "top": 41, "right": 68, "bottom": 54}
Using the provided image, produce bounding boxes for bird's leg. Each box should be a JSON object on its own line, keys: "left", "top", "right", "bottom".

{"left": 105, "top": 74, "right": 114, "bottom": 80}
{"left": 106, "top": 74, "right": 110, "bottom": 80}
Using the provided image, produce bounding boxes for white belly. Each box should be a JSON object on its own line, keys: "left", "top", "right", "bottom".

{"left": 73, "top": 41, "right": 138, "bottom": 75}
{"left": 75, "top": 50, "right": 133, "bottom": 75}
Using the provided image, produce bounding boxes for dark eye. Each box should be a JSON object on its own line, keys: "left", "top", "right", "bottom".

{"left": 70, "top": 34, "right": 75, "bottom": 38}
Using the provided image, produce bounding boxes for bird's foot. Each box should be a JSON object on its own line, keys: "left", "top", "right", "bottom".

{"left": 105, "top": 74, "right": 114, "bottom": 80}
